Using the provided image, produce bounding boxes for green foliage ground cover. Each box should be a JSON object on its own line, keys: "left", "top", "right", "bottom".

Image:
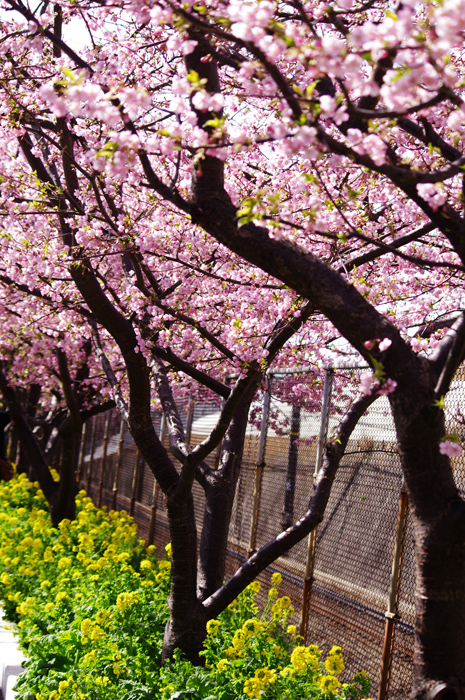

{"left": 0, "top": 474, "right": 372, "bottom": 700}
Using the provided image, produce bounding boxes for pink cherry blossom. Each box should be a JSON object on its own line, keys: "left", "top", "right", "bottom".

{"left": 360, "top": 372, "right": 375, "bottom": 395}
{"left": 378, "top": 378, "right": 397, "bottom": 395}
{"left": 379, "top": 338, "right": 392, "bottom": 352}
{"left": 439, "top": 440, "right": 463, "bottom": 458}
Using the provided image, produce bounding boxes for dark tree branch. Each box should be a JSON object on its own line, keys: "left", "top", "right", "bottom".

{"left": 0, "top": 273, "right": 95, "bottom": 321}
{"left": 338, "top": 222, "right": 436, "bottom": 272}
{"left": 151, "top": 355, "right": 190, "bottom": 463}
{"left": 80, "top": 400, "right": 116, "bottom": 423}
{"left": 156, "top": 303, "right": 239, "bottom": 362}
{"left": 204, "top": 390, "right": 378, "bottom": 618}
{"left": 431, "top": 312, "right": 465, "bottom": 401}
{"left": 151, "top": 346, "right": 230, "bottom": 399}
{"left": 150, "top": 355, "right": 212, "bottom": 492}
{"left": 91, "top": 322, "right": 129, "bottom": 421}
{"left": 316, "top": 126, "right": 465, "bottom": 263}
{"left": 264, "top": 300, "right": 314, "bottom": 358}
{"left": 55, "top": 349, "right": 80, "bottom": 425}
{"left": 5, "top": 0, "right": 93, "bottom": 72}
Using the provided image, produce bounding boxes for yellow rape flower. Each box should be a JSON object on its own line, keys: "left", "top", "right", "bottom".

{"left": 116, "top": 592, "right": 137, "bottom": 611}
{"left": 280, "top": 666, "right": 295, "bottom": 679}
{"left": 217, "top": 659, "right": 228, "bottom": 672}
{"left": 206, "top": 619, "right": 221, "bottom": 635}
{"left": 90, "top": 626, "right": 103, "bottom": 641}
{"left": 308, "top": 644, "right": 322, "bottom": 657}
{"left": 270, "top": 572, "right": 282, "bottom": 586}
{"left": 242, "top": 619, "right": 264, "bottom": 638}
{"left": 325, "top": 647, "right": 345, "bottom": 675}
{"left": 82, "top": 651, "right": 97, "bottom": 665}
{"left": 329, "top": 645, "right": 342, "bottom": 656}
{"left": 43, "top": 548, "right": 54, "bottom": 563}
{"left": 243, "top": 679, "right": 261, "bottom": 699}
{"left": 94, "top": 676, "right": 110, "bottom": 686}
{"left": 96, "top": 609, "right": 110, "bottom": 625}
{"left": 58, "top": 680, "right": 69, "bottom": 694}
{"left": 58, "top": 557, "right": 72, "bottom": 569}
{"left": 254, "top": 667, "right": 277, "bottom": 685}
{"left": 232, "top": 630, "right": 246, "bottom": 650}
{"left": 80, "top": 618, "right": 93, "bottom": 634}
{"left": 246, "top": 581, "right": 260, "bottom": 594}
{"left": 278, "top": 596, "right": 292, "bottom": 609}
{"left": 290, "top": 645, "right": 320, "bottom": 672}
{"left": 319, "top": 676, "right": 341, "bottom": 692}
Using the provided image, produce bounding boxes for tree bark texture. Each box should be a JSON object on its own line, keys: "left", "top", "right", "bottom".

{"left": 392, "top": 379, "right": 465, "bottom": 699}
{"left": 162, "top": 495, "right": 207, "bottom": 665}
{"left": 198, "top": 391, "right": 255, "bottom": 601}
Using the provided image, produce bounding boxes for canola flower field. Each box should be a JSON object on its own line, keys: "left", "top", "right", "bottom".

{"left": 0, "top": 474, "right": 372, "bottom": 700}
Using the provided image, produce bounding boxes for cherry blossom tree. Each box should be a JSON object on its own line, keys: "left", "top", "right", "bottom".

{"left": 0, "top": 291, "right": 115, "bottom": 524}
{"left": 1, "top": 0, "right": 465, "bottom": 695}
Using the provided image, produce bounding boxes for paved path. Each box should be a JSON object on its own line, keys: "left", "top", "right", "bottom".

{"left": 0, "top": 608, "right": 24, "bottom": 700}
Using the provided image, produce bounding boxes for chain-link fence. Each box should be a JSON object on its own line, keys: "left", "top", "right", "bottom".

{"left": 76, "top": 365, "right": 465, "bottom": 700}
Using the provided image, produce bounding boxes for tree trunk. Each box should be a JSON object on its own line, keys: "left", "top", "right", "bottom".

{"left": 161, "top": 495, "right": 207, "bottom": 665}
{"left": 392, "top": 381, "right": 465, "bottom": 699}
{"left": 49, "top": 416, "right": 82, "bottom": 527}
{"left": 197, "top": 476, "right": 238, "bottom": 602}
{"left": 16, "top": 442, "right": 29, "bottom": 475}
{"left": 411, "top": 505, "right": 465, "bottom": 700}
{"left": 198, "top": 393, "right": 254, "bottom": 601}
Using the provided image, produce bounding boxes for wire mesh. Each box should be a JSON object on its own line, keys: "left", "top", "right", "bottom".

{"left": 76, "top": 364, "right": 465, "bottom": 700}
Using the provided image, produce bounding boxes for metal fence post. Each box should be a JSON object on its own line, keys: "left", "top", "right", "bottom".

{"left": 300, "top": 367, "right": 334, "bottom": 638}
{"left": 282, "top": 404, "right": 301, "bottom": 532}
{"left": 97, "top": 411, "right": 111, "bottom": 508}
{"left": 248, "top": 375, "right": 271, "bottom": 558}
{"left": 148, "top": 412, "right": 165, "bottom": 544}
{"left": 378, "top": 479, "right": 409, "bottom": 700}
{"left": 112, "top": 417, "right": 125, "bottom": 511}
